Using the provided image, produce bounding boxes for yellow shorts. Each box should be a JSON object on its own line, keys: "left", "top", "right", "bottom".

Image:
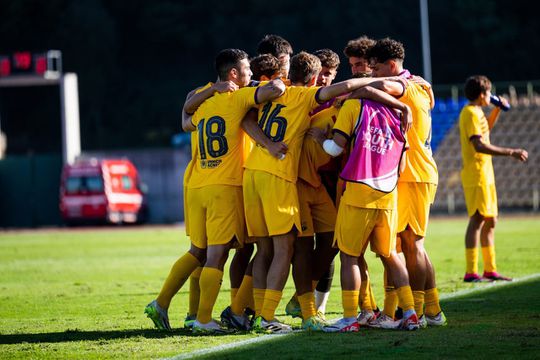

{"left": 334, "top": 204, "right": 397, "bottom": 258}
{"left": 397, "top": 182, "right": 437, "bottom": 237}
{"left": 187, "top": 185, "right": 245, "bottom": 248}
{"left": 243, "top": 169, "right": 301, "bottom": 237}
{"left": 297, "top": 180, "right": 337, "bottom": 237}
{"left": 463, "top": 183, "right": 498, "bottom": 217}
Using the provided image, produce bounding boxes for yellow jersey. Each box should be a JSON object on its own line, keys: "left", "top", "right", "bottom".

{"left": 244, "top": 86, "right": 322, "bottom": 183}
{"left": 187, "top": 86, "right": 258, "bottom": 188}
{"left": 297, "top": 103, "right": 338, "bottom": 187}
{"left": 459, "top": 104, "right": 495, "bottom": 186}
{"left": 334, "top": 99, "right": 397, "bottom": 209}
{"left": 184, "top": 82, "right": 213, "bottom": 187}
{"left": 398, "top": 81, "right": 438, "bottom": 184}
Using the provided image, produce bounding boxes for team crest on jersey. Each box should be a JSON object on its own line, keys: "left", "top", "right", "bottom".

{"left": 200, "top": 159, "right": 222, "bottom": 169}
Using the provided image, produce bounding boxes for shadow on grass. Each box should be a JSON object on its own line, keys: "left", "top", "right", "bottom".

{"left": 191, "top": 278, "right": 540, "bottom": 360}
{"left": 0, "top": 328, "right": 192, "bottom": 345}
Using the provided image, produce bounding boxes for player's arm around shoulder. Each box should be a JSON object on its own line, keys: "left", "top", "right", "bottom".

{"left": 317, "top": 77, "right": 378, "bottom": 103}
{"left": 368, "top": 78, "right": 406, "bottom": 98}
{"left": 347, "top": 86, "right": 412, "bottom": 133}
{"left": 255, "top": 78, "right": 286, "bottom": 104}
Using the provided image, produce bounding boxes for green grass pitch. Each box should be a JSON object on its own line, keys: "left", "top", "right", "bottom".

{"left": 1, "top": 215, "right": 539, "bottom": 359}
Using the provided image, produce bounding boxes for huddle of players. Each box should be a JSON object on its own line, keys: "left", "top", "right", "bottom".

{"left": 145, "top": 34, "right": 448, "bottom": 334}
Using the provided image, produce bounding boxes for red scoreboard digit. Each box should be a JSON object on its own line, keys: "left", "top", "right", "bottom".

{"left": 0, "top": 50, "right": 62, "bottom": 78}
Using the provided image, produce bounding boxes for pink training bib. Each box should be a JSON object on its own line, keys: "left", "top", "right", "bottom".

{"left": 340, "top": 99, "right": 406, "bottom": 193}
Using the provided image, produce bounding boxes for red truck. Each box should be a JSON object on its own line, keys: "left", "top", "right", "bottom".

{"left": 60, "top": 158, "right": 147, "bottom": 224}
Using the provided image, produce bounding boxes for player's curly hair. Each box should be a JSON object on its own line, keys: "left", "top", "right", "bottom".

{"left": 215, "top": 48, "right": 249, "bottom": 80}
{"left": 343, "top": 36, "right": 376, "bottom": 59}
{"left": 464, "top": 75, "right": 492, "bottom": 101}
{"left": 257, "top": 34, "right": 293, "bottom": 57}
{"left": 313, "top": 49, "right": 340, "bottom": 69}
{"left": 368, "top": 38, "right": 405, "bottom": 63}
{"left": 289, "top": 51, "right": 322, "bottom": 84}
{"left": 250, "top": 54, "right": 281, "bottom": 81}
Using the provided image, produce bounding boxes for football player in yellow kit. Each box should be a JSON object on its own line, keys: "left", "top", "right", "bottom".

{"left": 284, "top": 49, "right": 341, "bottom": 323}
{"left": 459, "top": 75, "right": 527, "bottom": 283}
{"left": 145, "top": 49, "right": 285, "bottom": 333}
{"left": 367, "top": 37, "right": 446, "bottom": 327}
{"left": 309, "top": 86, "right": 419, "bottom": 332}
{"left": 342, "top": 35, "right": 381, "bottom": 325}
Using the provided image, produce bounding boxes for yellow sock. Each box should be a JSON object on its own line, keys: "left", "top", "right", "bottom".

{"left": 481, "top": 246, "right": 497, "bottom": 272}
{"left": 298, "top": 292, "right": 316, "bottom": 319}
{"left": 156, "top": 252, "right": 200, "bottom": 309}
{"left": 396, "top": 285, "right": 415, "bottom": 312}
{"left": 383, "top": 287, "right": 398, "bottom": 318}
{"left": 424, "top": 288, "right": 442, "bottom": 317}
{"left": 412, "top": 290, "right": 425, "bottom": 317}
{"left": 253, "top": 288, "right": 265, "bottom": 317}
{"left": 466, "top": 247, "right": 479, "bottom": 274}
{"left": 196, "top": 267, "right": 224, "bottom": 324}
{"left": 188, "top": 266, "right": 202, "bottom": 316}
{"left": 369, "top": 283, "right": 378, "bottom": 310}
{"left": 231, "top": 288, "right": 239, "bottom": 304}
{"left": 359, "top": 279, "right": 373, "bottom": 311}
{"left": 231, "top": 275, "right": 253, "bottom": 316}
{"left": 342, "top": 290, "right": 360, "bottom": 318}
{"left": 261, "top": 289, "right": 282, "bottom": 321}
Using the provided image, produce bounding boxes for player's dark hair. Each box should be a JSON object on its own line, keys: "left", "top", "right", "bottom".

{"left": 314, "top": 49, "right": 340, "bottom": 69}
{"left": 250, "top": 54, "right": 281, "bottom": 81}
{"left": 215, "top": 48, "right": 249, "bottom": 80}
{"left": 257, "top": 34, "right": 293, "bottom": 57}
{"left": 343, "top": 36, "right": 376, "bottom": 59}
{"left": 368, "top": 38, "right": 405, "bottom": 63}
{"left": 464, "top": 75, "right": 492, "bottom": 101}
{"left": 289, "top": 51, "right": 322, "bottom": 84}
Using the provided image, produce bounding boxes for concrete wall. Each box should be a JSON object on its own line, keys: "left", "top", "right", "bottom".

{"left": 83, "top": 148, "right": 189, "bottom": 223}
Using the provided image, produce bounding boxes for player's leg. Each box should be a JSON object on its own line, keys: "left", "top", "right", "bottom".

{"left": 464, "top": 211, "right": 485, "bottom": 281}
{"left": 373, "top": 209, "right": 419, "bottom": 330}
{"left": 292, "top": 235, "right": 315, "bottom": 315}
{"left": 400, "top": 229, "right": 427, "bottom": 320}
{"left": 480, "top": 216, "right": 510, "bottom": 280}
{"left": 185, "top": 266, "right": 202, "bottom": 328}
{"left": 313, "top": 231, "right": 338, "bottom": 316}
{"left": 260, "top": 231, "right": 295, "bottom": 320}
{"left": 229, "top": 243, "right": 254, "bottom": 302}
{"left": 323, "top": 204, "right": 373, "bottom": 332}
{"left": 194, "top": 241, "right": 234, "bottom": 333}
{"left": 221, "top": 258, "right": 255, "bottom": 330}
{"left": 357, "top": 254, "right": 379, "bottom": 325}
{"left": 252, "top": 237, "right": 272, "bottom": 317}
{"left": 146, "top": 243, "right": 205, "bottom": 331}
{"left": 315, "top": 259, "right": 334, "bottom": 316}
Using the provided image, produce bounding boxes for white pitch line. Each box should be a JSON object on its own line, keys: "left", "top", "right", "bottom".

{"left": 165, "top": 273, "right": 540, "bottom": 360}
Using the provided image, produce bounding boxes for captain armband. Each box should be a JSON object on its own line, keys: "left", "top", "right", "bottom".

{"left": 323, "top": 139, "right": 344, "bottom": 157}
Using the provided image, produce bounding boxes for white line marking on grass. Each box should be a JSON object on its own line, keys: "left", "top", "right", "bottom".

{"left": 165, "top": 273, "right": 540, "bottom": 360}
{"left": 164, "top": 333, "right": 292, "bottom": 360}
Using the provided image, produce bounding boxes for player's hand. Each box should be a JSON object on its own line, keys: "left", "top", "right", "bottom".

{"left": 307, "top": 127, "right": 327, "bottom": 145}
{"left": 401, "top": 105, "right": 413, "bottom": 133}
{"left": 266, "top": 141, "right": 288, "bottom": 160}
{"left": 499, "top": 96, "right": 510, "bottom": 109}
{"left": 410, "top": 75, "right": 432, "bottom": 89}
{"left": 511, "top": 148, "right": 528, "bottom": 162}
{"left": 213, "top": 81, "right": 238, "bottom": 93}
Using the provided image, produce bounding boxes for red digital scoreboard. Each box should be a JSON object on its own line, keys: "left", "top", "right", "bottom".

{"left": 0, "top": 50, "right": 62, "bottom": 78}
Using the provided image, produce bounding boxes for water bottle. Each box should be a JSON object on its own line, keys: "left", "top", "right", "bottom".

{"left": 490, "top": 94, "right": 510, "bottom": 111}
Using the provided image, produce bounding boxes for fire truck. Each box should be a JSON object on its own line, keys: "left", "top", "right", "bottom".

{"left": 60, "top": 158, "right": 147, "bottom": 224}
